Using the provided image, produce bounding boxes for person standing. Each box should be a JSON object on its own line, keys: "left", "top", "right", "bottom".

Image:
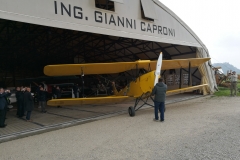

{"left": 36, "top": 85, "right": 42, "bottom": 108}
{"left": 55, "top": 86, "right": 62, "bottom": 108}
{"left": 52, "top": 85, "right": 57, "bottom": 99}
{"left": 229, "top": 71, "right": 238, "bottom": 96}
{"left": 19, "top": 87, "right": 26, "bottom": 117}
{"left": 0, "top": 88, "right": 11, "bottom": 128}
{"left": 38, "top": 87, "right": 47, "bottom": 113}
{"left": 151, "top": 78, "right": 167, "bottom": 122}
{"left": 73, "top": 83, "right": 79, "bottom": 98}
{"left": 55, "top": 86, "right": 62, "bottom": 99}
{"left": 24, "top": 87, "right": 34, "bottom": 122}
{"left": 16, "top": 87, "right": 22, "bottom": 117}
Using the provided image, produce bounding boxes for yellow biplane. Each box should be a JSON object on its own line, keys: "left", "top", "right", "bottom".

{"left": 44, "top": 53, "right": 210, "bottom": 116}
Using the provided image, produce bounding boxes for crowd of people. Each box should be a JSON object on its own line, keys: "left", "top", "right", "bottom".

{"left": 0, "top": 79, "right": 129, "bottom": 128}
{"left": 0, "top": 88, "right": 11, "bottom": 128}
{"left": 0, "top": 76, "right": 170, "bottom": 128}
{"left": 15, "top": 86, "right": 45, "bottom": 122}
{"left": 0, "top": 85, "right": 50, "bottom": 128}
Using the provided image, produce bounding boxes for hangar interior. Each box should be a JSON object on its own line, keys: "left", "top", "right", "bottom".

{"left": 0, "top": 18, "right": 202, "bottom": 90}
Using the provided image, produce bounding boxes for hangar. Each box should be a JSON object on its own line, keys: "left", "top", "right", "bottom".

{"left": 0, "top": 0, "right": 216, "bottom": 94}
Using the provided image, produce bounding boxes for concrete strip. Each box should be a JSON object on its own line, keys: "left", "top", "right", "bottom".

{"left": 0, "top": 94, "right": 205, "bottom": 143}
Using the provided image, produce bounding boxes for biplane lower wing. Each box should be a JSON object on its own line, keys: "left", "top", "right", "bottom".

{"left": 47, "top": 84, "right": 207, "bottom": 106}
{"left": 47, "top": 96, "right": 133, "bottom": 106}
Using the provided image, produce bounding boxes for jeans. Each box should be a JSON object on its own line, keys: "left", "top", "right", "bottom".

{"left": 17, "top": 102, "right": 24, "bottom": 117}
{"left": 0, "top": 109, "right": 6, "bottom": 126}
{"left": 230, "top": 82, "right": 237, "bottom": 96}
{"left": 154, "top": 101, "right": 165, "bottom": 121}
{"left": 74, "top": 92, "right": 78, "bottom": 98}
{"left": 39, "top": 101, "right": 46, "bottom": 112}
{"left": 26, "top": 111, "right": 32, "bottom": 120}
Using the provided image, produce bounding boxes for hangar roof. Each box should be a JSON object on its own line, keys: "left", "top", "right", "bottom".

{"left": 0, "top": 0, "right": 208, "bottom": 49}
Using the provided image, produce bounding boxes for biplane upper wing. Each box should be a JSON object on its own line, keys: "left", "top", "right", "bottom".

{"left": 44, "top": 60, "right": 153, "bottom": 76}
{"left": 160, "top": 58, "right": 210, "bottom": 70}
{"left": 47, "top": 96, "right": 133, "bottom": 106}
{"left": 44, "top": 56, "right": 210, "bottom": 76}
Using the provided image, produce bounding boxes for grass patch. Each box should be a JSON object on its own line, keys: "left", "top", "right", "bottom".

{"left": 214, "top": 85, "right": 240, "bottom": 97}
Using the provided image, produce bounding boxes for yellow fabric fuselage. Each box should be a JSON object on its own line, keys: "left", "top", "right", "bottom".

{"left": 113, "top": 71, "right": 155, "bottom": 97}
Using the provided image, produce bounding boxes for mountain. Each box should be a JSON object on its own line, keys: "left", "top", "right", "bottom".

{"left": 213, "top": 62, "right": 240, "bottom": 74}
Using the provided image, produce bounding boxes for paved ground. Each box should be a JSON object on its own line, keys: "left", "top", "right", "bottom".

{"left": 0, "top": 96, "right": 240, "bottom": 160}
{"left": 0, "top": 93, "right": 202, "bottom": 142}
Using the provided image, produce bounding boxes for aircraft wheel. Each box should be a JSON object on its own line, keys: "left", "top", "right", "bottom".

{"left": 128, "top": 106, "right": 135, "bottom": 117}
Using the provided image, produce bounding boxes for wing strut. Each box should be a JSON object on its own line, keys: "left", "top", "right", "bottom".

{"left": 81, "top": 67, "right": 85, "bottom": 97}
{"left": 179, "top": 68, "right": 182, "bottom": 89}
{"left": 188, "top": 62, "right": 191, "bottom": 86}
{"left": 128, "top": 93, "right": 154, "bottom": 117}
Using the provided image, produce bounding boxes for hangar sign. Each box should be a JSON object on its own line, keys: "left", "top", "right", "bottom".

{"left": 0, "top": 0, "right": 201, "bottom": 47}
{"left": 54, "top": 1, "right": 175, "bottom": 37}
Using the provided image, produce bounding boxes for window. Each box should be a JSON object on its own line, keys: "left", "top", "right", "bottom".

{"left": 141, "top": 4, "right": 154, "bottom": 21}
{"left": 111, "top": 0, "right": 124, "bottom": 3}
{"left": 95, "top": 0, "right": 115, "bottom": 11}
{"left": 140, "top": 0, "right": 157, "bottom": 21}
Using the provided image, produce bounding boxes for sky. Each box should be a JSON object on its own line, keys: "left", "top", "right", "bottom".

{"left": 159, "top": 0, "right": 240, "bottom": 69}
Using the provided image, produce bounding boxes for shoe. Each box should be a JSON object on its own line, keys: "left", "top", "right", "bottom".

{"left": 160, "top": 120, "right": 164, "bottom": 122}
{"left": 43, "top": 111, "right": 47, "bottom": 113}
{"left": 153, "top": 118, "right": 159, "bottom": 122}
{"left": 0, "top": 124, "right": 7, "bottom": 128}
{"left": 26, "top": 119, "right": 33, "bottom": 122}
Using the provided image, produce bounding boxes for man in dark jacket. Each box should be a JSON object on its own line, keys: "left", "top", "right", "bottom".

{"left": 16, "top": 87, "right": 22, "bottom": 117}
{"left": 24, "top": 87, "right": 34, "bottom": 121}
{"left": 151, "top": 78, "right": 167, "bottom": 122}
{"left": 36, "top": 85, "right": 42, "bottom": 108}
{"left": 38, "top": 87, "right": 48, "bottom": 113}
{"left": 52, "top": 85, "right": 57, "bottom": 99}
{"left": 19, "top": 87, "right": 26, "bottom": 117}
{"left": 55, "top": 86, "right": 62, "bottom": 108}
{"left": 55, "top": 86, "right": 62, "bottom": 99}
{"left": 0, "top": 88, "right": 11, "bottom": 128}
{"left": 73, "top": 83, "right": 79, "bottom": 98}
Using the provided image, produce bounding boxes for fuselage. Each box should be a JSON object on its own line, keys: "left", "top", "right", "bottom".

{"left": 113, "top": 71, "right": 155, "bottom": 97}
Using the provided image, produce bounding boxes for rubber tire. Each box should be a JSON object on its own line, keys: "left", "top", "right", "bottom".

{"left": 128, "top": 106, "right": 135, "bottom": 117}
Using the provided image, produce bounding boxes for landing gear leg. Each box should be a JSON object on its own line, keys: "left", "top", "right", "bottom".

{"left": 127, "top": 94, "right": 154, "bottom": 117}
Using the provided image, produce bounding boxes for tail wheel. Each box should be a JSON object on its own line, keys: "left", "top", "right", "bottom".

{"left": 128, "top": 106, "right": 135, "bottom": 117}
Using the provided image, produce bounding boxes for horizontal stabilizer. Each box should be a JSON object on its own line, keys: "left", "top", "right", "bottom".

{"left": 166, "top": 84, "right": 208, "bottom": 96}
